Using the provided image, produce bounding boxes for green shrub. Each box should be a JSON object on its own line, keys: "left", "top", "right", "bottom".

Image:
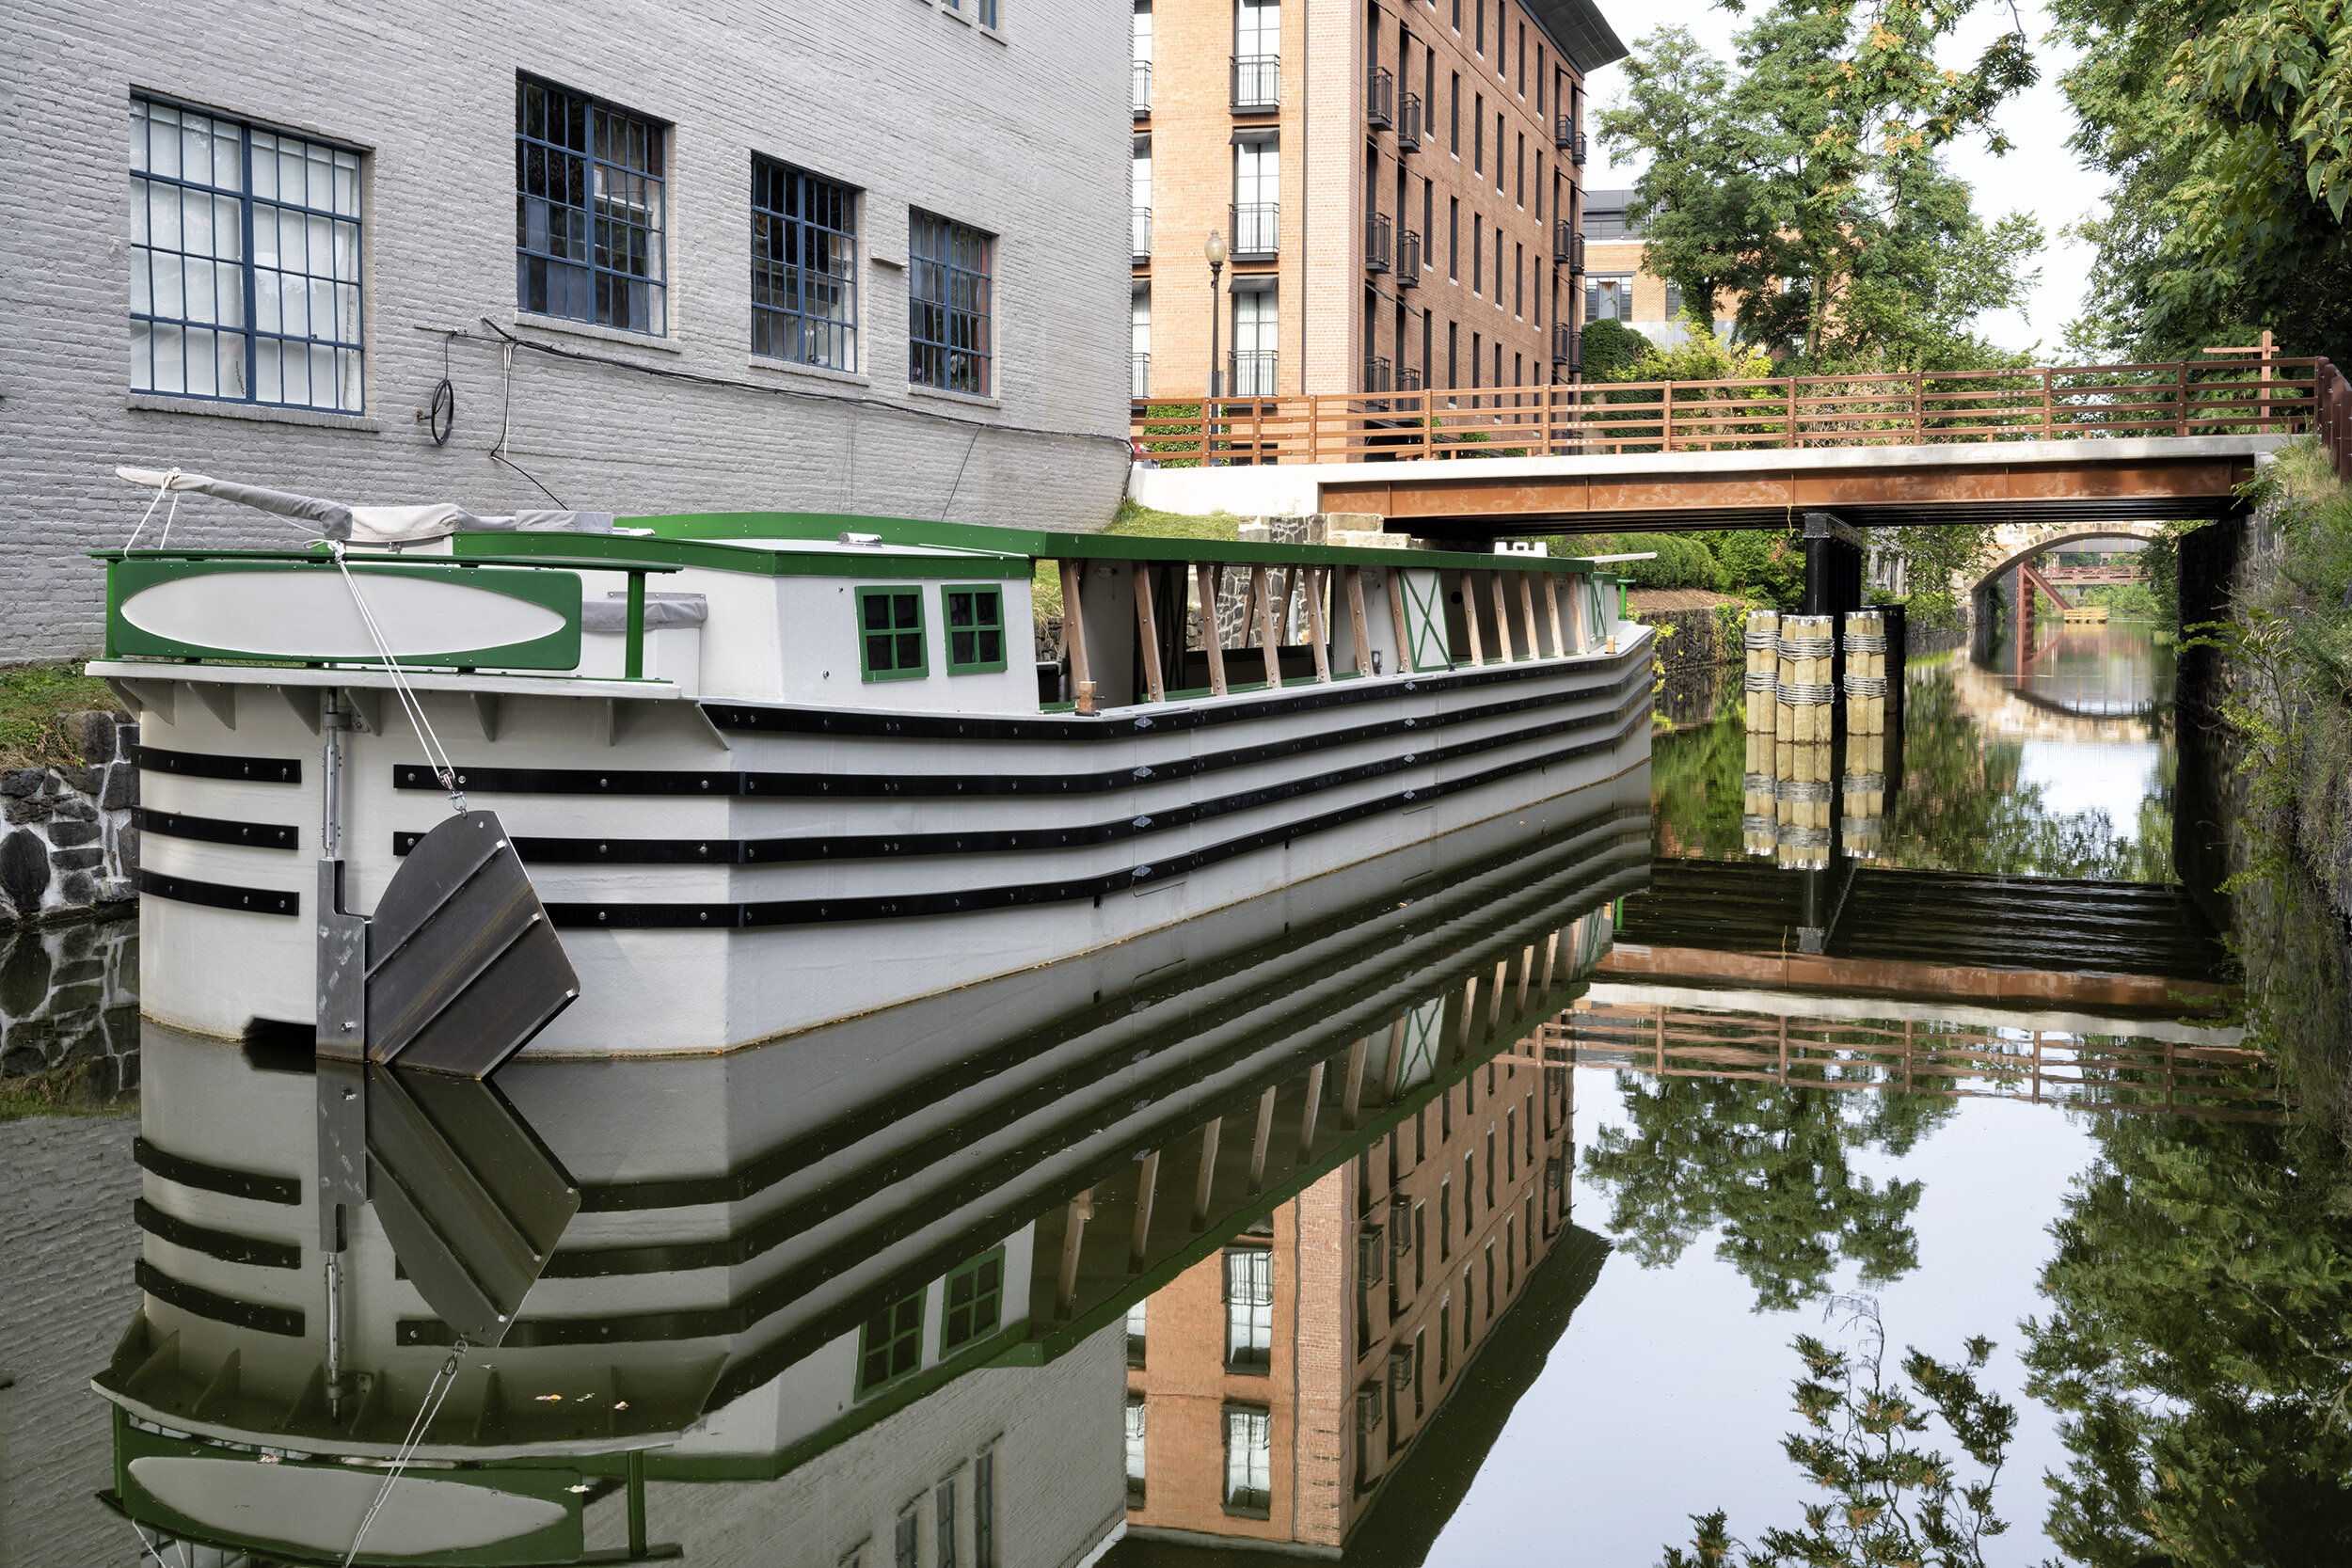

{"left": 1581, "top": 320, "right": 1655, "bottom": 383}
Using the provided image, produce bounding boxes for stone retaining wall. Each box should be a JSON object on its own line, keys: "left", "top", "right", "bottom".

{"left": 0, "top": 914, "right": 139, "bottom": 1095}
{"left": 0, "top": 710, "right": 139, "bottom": 927}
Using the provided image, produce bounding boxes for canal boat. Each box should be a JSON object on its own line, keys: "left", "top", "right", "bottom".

{"left": 92, "top": 473, "right": 1652, "bottom": 1057}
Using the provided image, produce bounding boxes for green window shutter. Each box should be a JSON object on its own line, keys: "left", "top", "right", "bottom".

{"left": 944, "top": 584, "right": 1009, "bottom": 673}
{"left": 858, "top": 586, "right": 930, "bottom": 681}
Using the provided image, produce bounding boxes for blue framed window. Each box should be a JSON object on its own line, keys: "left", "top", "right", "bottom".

{"left": 910, "top": 211, "right": 993, "bottom": 396}
{"left": 129, "top": 97, "right": 363, "bottom": 412}
{"left": 515, "top": 76, "right": 667, "bottom": 336}
{"left": 752, "top": 158, "right": 858, "bottom": 371}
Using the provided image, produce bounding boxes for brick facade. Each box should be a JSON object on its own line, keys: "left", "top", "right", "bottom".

{"left": 1121, "top": 1033, "right": 1576, "bottom": 1551}
{"left": 1131, "top": 0, "right": 1621, "bottom": 400}
{"left": 0, "top": 0, "right": 1132, "bottom": 664}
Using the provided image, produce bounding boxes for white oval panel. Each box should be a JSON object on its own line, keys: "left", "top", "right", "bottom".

{"left": 129, "top": 1454, "right": 568, "bottom": 1556}
{"left": 123, "top": 571, "right": 566, "bottom": 658}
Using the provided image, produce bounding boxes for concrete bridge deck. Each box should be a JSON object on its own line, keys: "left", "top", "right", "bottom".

{"left": 1132, "top": 435, "right": 2288, "bottom": 536}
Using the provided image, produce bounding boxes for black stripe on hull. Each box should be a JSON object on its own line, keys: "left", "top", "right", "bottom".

{"left": 390, "top": 654, "right": 1650, "bottom": 800}
{"left": 135, "top": 1197, "right": 302, "bottom": 1269}
{"left": 539, "top": 695, "right": 1650, "bottom": 929}
{"left": 133, "top": 745, "right": 302, "bottom": 784}
{"left": 134, "top": 1136, "right": 304, "bottom": 1205}
{"left": 135, "top": 1259, "right": 305, "bottom": 1337}
{"left": 136, "top": 808, "right": 298, "bottom": 850}
{"left": 704, "top": 641, "right": 1646, "bottom": 741}
{"left": 136, "top": 869, "right": 299, "bottom": 916}
{"left": 392, "top": 663, "right": 1651, "bottom": 866}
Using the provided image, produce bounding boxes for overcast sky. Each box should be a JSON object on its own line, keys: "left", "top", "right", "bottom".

{"left": 1581, "top": 0, "right": 2107, "bottom": 356}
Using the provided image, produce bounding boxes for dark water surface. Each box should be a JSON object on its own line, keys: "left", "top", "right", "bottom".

{"left": 6, "top": 622, "right": 2345, "bottom": 1568}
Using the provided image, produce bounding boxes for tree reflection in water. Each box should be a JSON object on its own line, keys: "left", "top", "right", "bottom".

{"left": 2023, "top": 1113, "right": 2352, "bottom": 1563}
{"left": 1581, "top": 1074, "right": 1955, "bottom": 1314}
{"left": 1648, "top": 654, "right": 2176, "bottom": 880}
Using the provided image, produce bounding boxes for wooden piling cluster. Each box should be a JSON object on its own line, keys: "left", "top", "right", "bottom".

{"left": 1773, "top": 614, "right": 1836, "bottom": 868}
{"left": 1840, "top": 610, "right": 1890, "bottom": 859}
{"left": 1741, "top": 610, "right": 1779, "bottom": 856}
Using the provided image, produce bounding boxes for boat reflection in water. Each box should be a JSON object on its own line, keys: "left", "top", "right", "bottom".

{"left": 95, "top": 781, "right": 1645, "bottom": 1566}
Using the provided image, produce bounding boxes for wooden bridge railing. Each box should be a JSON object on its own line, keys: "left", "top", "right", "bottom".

{"left": 1133, "top": 355, "right": 2335, "bottom": 468}
{"left": 1544, "top": 1001, "right": 2284, "bottom": 1123}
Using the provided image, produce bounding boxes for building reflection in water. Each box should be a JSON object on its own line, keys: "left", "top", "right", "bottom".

{"left": 94, "top": 780, "right": 1647, "bottom": 1566}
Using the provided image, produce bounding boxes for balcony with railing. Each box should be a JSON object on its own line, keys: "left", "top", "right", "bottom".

{"left": 1232, "top": 55, "right": 1280, "bottom": 112}
{"left": 1552, "top": 322, "right": 1581, "bottom": 372}
{"left": 1397, "top": 228, "right": 1422, "bottom": 283}
{"left": 1553, "top": 220, "right": 1583, "bottom": 271}
{"left": 1133, "top": 59, "right": 1152, "bottom": 116}
{"left": 1363, "top": 356, "right": 1392, "bottom": 394}
{"left": 1367, "top": 66, "right": 1393, "bottom": 130}
{"left": 1229, "top": 350, "right": 1279, "bottom": 396}
{"left": 1400, "top": 364, "right": 1423, "bottom": 391}
{"left": 1133, "top": 207, "right": 1152, "bottom": 262}
{"left": 1365, "top": 211, "right": 1391, "bottom": 274}
{"left": 1130, "top": 353, "right": 1151, "bottom": 399}
{"left": 1398, "top": 91, "right": 1422, "bottom": 152}
{"left": 1231, "top": 202, "right": 1279, "bottom": 260}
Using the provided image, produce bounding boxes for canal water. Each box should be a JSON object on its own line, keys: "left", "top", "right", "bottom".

{"left": 4, "top": 619, "right": 2344, "bottom": 1567}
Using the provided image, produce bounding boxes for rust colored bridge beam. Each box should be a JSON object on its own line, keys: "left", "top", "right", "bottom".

{"left": 1319, "top": 449, "right": 2263, "bottom": 535}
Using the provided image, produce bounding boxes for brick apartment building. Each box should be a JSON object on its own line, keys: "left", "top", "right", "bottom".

{"left": 1128, "top": 0, "right": 1626, "bottom": 402}
{"left": 0, "top": 0, "right": 1132, "bottom": 664}
{"left": 1118, "top": 1031, "right": 1579, "bottom": 1553}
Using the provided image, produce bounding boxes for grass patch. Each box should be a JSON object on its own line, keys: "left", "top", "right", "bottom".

{"left": 0, "top": 663, "right": 119, "bottom": 770}
{"left": 0, "top": 1058, "right": 136, "bottom": 1121}
{"left": 1032, "top": 499, "right": 1248, "bottom": 621}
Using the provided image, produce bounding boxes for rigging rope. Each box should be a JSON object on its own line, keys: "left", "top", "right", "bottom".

{"left": 328, "top": 542, "right": 467, "bottom": 814}
{"left": 340, "top": 1336, "right": 470, "bottom": 1567}
{"left": 123, "top": 468, "right": 182, "bottom": 551}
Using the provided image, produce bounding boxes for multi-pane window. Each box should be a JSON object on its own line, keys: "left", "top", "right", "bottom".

{"left": 1131, "top": 285, "right": 1152, "bottom": 398}
{"left": 895, "top": 1512, "right": 919, "bottom": 1568}
{"left": 1124, "top": 1395, "right": 1149, "bottom": 1506}
{"left": 1586, "top": 275, "right": 1632, "bottom": 324}
{"left": 1223, "top": 1245, "right": 1274, "bottom": 1370}
{"left": 752, "top": 158, "right": 857, "bottom": 371}
{"left": 1223, "top": 1405, "right": 1273, "bottom": 1514}
{"left": 129, "top": 97, "right": 363, "bottom": 411}
{"left": 1232, "top": 141, "right": 1279, "bottom": 254}
{"left": 1125, "top": 1297, "right": 1148, "bottom": 1367}
{"left": 515, "top": 77, "right": 667, "bottom": 335}
{"left": 910, "top": 211, "right": 993, "bottom": 395}
{"left": 1232, "top": 290, "right": 1278, "bottom": 395}
{"left": 941, "top": 1247, "right": 1004, "bottom": 1350}
{"left": 944, "top": 585, "right": 1008, "bottom": 674}
{"left": 858, "top": 1289, "right": 924, "bottom": 1393}
{"left": 858, "top": 588, "right": 928, "bottom": 681}
{"left": 936, "top": 1480, "right": 958, "bottom": 1568}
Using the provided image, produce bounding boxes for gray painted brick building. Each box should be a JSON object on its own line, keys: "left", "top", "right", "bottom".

{"left": 1, "top": 0, "right": 1133, "bottom": 662}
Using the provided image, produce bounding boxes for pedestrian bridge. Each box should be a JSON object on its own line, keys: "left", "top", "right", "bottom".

{"left": 1130, "top": 355, "right": 2345, "bottom": 537}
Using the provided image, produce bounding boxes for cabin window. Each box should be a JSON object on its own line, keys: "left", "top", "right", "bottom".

{"left": 858, "top": 587, "right": 929, "bottom": 681}
{"left": 943, "top": 585, "right": 1009, "bottom": 673}
{"left": 857, "top": 1288, "right": 924, "bottom": 1396}
{"left": 941, "top": 1247, "right": 1005, "bottom": 1353}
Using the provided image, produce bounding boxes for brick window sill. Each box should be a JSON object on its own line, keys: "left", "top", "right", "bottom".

{"left": 513, "top": 310, "right": 684, "bottom": 354}
{"left": 126, "top": 393, "right": 381, "bottom": 433}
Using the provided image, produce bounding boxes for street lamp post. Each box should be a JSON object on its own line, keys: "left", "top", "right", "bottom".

{"left": 1204, "top": 229, "right": 1228, "bottom": 400}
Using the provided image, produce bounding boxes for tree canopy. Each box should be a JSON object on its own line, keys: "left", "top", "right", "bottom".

{"left": 2053, "top": 0, "right": 2352, "bottom": 364}
{"left": 1595, "top": 5, "right": 2042, "bottom": 367}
